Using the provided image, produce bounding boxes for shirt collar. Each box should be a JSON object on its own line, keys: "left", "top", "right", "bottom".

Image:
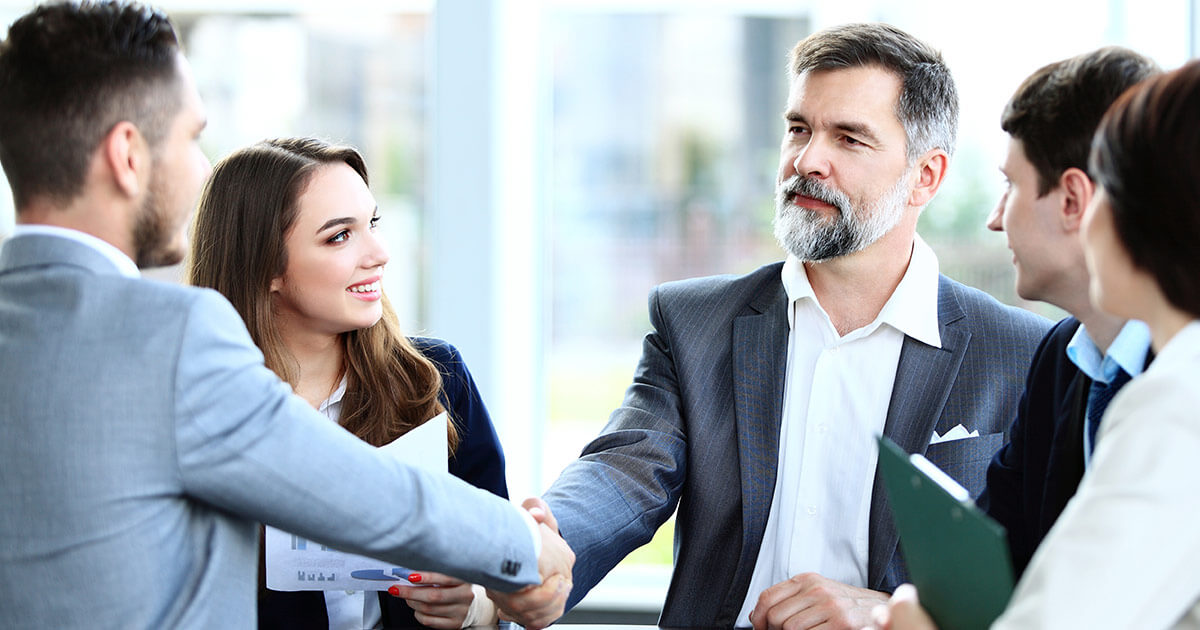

{"left": 11, "top": 224, "right": 140, "bottom": 278}
{"left": 780, "top": 234, "right": 942, "bottom": 348}
{"left": 318, "top": 374, "right": 349, "bottom": 416}
{"left": 1067, "top": 319, "right": 1152, "bottom": 383}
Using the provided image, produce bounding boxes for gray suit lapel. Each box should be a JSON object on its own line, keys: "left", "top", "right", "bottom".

{"left": 718, "top": 279, "right": 788, "bottom": 623}
{"left": 867, "top": 275, "right": 969, "bottom": 589}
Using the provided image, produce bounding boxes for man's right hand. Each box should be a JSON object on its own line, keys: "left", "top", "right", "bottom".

{"left": 486, "top": 498, "right": 575, "bottom": 630}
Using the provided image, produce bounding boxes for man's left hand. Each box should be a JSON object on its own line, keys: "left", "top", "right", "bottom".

{"left": 749, "top": 572, "right": 888, "bottom": 630}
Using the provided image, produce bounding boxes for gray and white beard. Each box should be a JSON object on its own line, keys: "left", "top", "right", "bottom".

{"left": 772, "top": 170, "right": 911, "bottom": 262}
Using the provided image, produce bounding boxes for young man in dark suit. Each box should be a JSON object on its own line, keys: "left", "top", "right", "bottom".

{"left": 975, "top": 46, "right": 1159, "bottom": 577}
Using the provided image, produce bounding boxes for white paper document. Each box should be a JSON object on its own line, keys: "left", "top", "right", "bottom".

{"left": 265, "top": 412, "right": 448, "bottom": 591}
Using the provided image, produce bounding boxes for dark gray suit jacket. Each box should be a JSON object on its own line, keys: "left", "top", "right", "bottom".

{"left": 0, "top": 234, "right": 539, "bottom": 630}
{"left": 544, "top": 262, "right": 1050, "bottom": 627}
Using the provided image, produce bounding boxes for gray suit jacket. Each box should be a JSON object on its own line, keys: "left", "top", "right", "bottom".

{"left": 544, "top": 261, "right": 1050, "bottom": 627}
{"left": 0, "top": 234, "right": 538, "bottom": 630}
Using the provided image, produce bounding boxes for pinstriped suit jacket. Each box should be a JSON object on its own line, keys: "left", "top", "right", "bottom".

{"left": 544, "top": 261, "right": 1050, "bottom": 627}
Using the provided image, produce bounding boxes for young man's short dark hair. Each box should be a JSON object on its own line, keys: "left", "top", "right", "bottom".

{"left": 1002, "top": 46, "right": 1158, "bottom": 196}
{"left": 0, "top": 0, "right": 181, "bottom": 208}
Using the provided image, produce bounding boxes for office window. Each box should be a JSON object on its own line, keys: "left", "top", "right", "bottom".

{"left": 0, "top": 0, "right": 1194, "bottom": 618}
{"left": 177, "top": 8, "right": 431, "bottom": 324}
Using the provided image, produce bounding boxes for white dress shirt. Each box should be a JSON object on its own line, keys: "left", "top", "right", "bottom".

{"left": 311, "top": 378, "right": 387, "bottom": 630}
{"left": 736, "top": 237, "right": 942, "bottom": 626}
{"left": 995, "top": 320, "right": 1200, "bottom": 628}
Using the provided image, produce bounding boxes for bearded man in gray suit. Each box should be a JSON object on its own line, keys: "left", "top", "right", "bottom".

{"left": 0, "top": 3, "right": 571, "bottom": 629}
{"left": 507, "top": 23, "right": 1051, "bottom": 630}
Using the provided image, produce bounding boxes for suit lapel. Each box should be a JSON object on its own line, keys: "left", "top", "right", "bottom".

{"left": 1045, "top": 371, "right": 1088, "bottom": 521}
{"left": 1062, "top": 369, "right": 1089, "bottom": 461}
{"left": 717, "top": 278, "right": 788, "bottom": 623}
{"left": 867, "top": 275, "right": 969, "bottom": 589}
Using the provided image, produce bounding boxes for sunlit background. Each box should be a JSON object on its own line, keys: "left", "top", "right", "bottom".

{"left": 1, "top": 0, "right": 1195, "bottom": 620}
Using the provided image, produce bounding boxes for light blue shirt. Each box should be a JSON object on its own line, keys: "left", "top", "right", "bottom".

{"left": 1066, "top": 319, "right": 1152, "bottom": 463}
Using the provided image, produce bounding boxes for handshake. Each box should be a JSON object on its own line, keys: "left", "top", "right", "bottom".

{"left": 486, "top": 497, "right": 577, "bottom": 629}
{"left": 389, "top": 497, "right": 575, "bottom": 630}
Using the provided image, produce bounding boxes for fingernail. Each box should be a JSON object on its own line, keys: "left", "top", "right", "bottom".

{"left": 408, "top": 573, "right": 422, "bottom": 583}
{"left": 387, "top": 585, "right": 401, "bottom": 597}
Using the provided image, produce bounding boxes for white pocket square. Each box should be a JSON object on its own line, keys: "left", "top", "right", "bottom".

{"left": 929, "top": 424, "right": 979, "bottom": 445}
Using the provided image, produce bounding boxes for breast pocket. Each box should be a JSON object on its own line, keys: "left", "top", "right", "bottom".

{"left": 922, "top": 431, "right": 1005, "bottom": 498}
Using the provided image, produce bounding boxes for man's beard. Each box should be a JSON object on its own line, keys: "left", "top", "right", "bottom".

{"left": 132, "top": 174, "right": 183, "bottom": 268}
{"left": 772, "top": 170, "right": 911, "bottom": 262}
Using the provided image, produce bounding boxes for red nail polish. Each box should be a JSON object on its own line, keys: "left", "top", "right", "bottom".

{"left": 387, "top": 585, "right": 401, "bottom": 597}
{"left": 408, "top": 573, "right": 422, "bottom": 583}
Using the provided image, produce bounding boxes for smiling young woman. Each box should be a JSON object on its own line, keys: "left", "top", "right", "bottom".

{"left": 187, "top": 137, "right": 506, "bottom": 630}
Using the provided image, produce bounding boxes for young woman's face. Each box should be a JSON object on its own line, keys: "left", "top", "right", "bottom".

{"left": 1081, "top": 186, "right": 1148, "bottom": 320}
{"left": 270, "top": 162, "right": 389, "bottom": 337}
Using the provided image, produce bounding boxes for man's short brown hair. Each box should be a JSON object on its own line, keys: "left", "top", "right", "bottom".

{"left": 0, "top": 1, "right": 181, "bottom": 209}
{"left": 1002, "top": 47, "right": 1158, "bottom": 196}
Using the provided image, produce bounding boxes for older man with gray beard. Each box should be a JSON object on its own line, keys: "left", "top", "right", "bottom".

{"left": 504, "top": 22, "right": 1051, "bottom": 630}
{"left": 774, "top": 161, "right": 913, "bottom": 263}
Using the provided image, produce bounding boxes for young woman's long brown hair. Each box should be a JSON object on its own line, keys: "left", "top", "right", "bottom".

{"left": 187, "top": 137, "right": 457, "bottom": 449}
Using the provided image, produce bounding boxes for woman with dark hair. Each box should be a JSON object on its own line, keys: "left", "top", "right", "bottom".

{"left": 875, "top": 60, "right": 1200, "bottom": 629}
{"left": 188, "top": 138, "right": 504, "bottom": 629}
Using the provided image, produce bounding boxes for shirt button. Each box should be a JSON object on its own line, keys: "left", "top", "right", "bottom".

{"left": 806, "top": 505, "right": 818, "bottom": 516}
{"left": 817, "top": 423, "right": 828, "bottom": 434}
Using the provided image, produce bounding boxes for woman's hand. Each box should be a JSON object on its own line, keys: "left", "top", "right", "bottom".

{"left": 388, "top": 572, "right": 497, "bottom": 628}
{"left": 866, "top": 584, "right": 938, "bottom": 630}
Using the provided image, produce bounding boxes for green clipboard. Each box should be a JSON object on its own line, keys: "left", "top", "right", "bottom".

{"left": 877, "top": 435, "right": 1015, "bottom": 630}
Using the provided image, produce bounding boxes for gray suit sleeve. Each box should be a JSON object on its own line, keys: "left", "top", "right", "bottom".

{"left": 544, "top": 286, "right": 688, "bottom": 608}
{"left": 171, "top": 290, "right": 538, "bottom": 592}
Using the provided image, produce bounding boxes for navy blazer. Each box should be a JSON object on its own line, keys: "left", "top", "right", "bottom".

{"left": 544, "top": 262, "right": 1051, "bottom": 627}
{"left": 977, "top": 318, "right": 1088, "bottom": 578}
{"left": 258, "top": 339, "right": 507, "bottom": 630}
{"left": 978, "top": 317, "right": 1151, "bottom": 578}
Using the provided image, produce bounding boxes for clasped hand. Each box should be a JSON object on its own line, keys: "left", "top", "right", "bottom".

{"left": 486, "top": 497, "right": 575, "bottom": 630}
{"left": 749, "top": 572, "right": 890, "bottom": 630}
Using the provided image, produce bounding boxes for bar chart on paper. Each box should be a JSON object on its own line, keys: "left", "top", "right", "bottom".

{"left": 265, "top": 414, "right": 446, "bottom": 591}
